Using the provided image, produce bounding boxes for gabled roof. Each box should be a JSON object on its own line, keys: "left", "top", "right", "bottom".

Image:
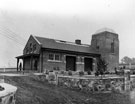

{"left": 34, "top": 36, "right": 100, "bottom": 54}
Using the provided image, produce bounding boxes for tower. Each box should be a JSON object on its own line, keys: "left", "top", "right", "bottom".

{"left": 91, "top": 28, "right": 119, "bottom": 72}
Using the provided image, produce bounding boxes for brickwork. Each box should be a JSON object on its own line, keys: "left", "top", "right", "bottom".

{"left": 42, "top": 51, "right": 66, "bottom": 72}
{"left": 41, "top": 50, "right": 97, "bottom": 72}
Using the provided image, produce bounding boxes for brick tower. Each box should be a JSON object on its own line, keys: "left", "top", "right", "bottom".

{"left": 91, "top": 28, "right": 119, "bottom": 72}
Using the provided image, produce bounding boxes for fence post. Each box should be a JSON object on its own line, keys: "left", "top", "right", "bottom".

{"left": 124, "top": 69, "right": 131, "bottom": 91}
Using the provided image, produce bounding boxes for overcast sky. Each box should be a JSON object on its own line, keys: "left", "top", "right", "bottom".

{"left": 0, "top": 0, "right": 134, "bottom": 67}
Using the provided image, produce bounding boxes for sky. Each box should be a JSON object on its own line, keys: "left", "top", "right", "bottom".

{"left": 0, "top": 0, "right": 134, "bottom": 67}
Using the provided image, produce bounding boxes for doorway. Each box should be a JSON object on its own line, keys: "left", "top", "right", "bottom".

{"left": 84, "top": 57, "right": 93, "bottom": 72}
{"left": 66, "top": 56, "right": 76, "bottom": 71}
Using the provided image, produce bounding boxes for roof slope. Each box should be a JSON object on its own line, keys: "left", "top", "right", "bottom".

{"left": 34, "top": 36, "right": 99, "bottom": 54}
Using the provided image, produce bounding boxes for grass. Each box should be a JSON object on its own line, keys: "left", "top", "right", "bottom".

{"left": 3, "top": 75, "right": 133, "bottom": 104}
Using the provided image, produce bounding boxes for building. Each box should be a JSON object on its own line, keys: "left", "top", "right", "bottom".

{"left": 16, "top": 28, "right": 119, "bottom": 73}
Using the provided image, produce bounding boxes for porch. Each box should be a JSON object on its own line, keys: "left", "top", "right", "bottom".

{"left": 16, "top": 54, "right": 39, "bottom": 71}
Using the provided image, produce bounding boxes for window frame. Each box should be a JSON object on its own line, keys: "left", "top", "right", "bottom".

{"left": 48, "top": 53, "right": 61, "bottom": 62}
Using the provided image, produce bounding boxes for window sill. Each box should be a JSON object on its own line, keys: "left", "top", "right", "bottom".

{"left": 76, "top": 62, "right": 84, "bottom": 64}
{"left": 48, "top": 60, "right": 62, "bottom": 62}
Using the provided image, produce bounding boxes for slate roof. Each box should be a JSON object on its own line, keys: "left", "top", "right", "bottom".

{"left": 34, "top": 36, "right": 100, "bottom": 54}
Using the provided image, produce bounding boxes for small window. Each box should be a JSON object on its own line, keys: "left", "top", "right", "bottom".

{"left": 49, "top": 54, "right": 54, "bottom": 60}
{"left": 33, "top": 44, "right": 36, "bottom": 52}
{"left": 55, "top": 54, "right": 60, "bottom": 61}
{"left": 111, "top": 41, "right": 114, "bottom": 53}
{"left": 29, "top": 43, "right": 33, "bottom": 52}
{"left": 26, "top": 47, "right": 29, "bottom": 54}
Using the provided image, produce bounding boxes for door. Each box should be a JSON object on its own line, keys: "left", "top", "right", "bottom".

{"left": 66, "top": 56, "right": 76, "bottom": 71}
{"left": 84, "top": 58, "right": 93, "bottom": 72}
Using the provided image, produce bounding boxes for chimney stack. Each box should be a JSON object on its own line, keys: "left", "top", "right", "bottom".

{"left": 75, "top": 39, "right": 81, "bottom": 45}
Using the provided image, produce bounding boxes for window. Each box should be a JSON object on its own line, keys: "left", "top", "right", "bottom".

{"left": 49, "top": 54, "right": 54, "bottom": 60}
{"left": 111, "top": 40, "right": 114, "bottom": 53}
{"left": 55, "top": 54, "right": 60, "bottom": 61}
{"left": 48, "top": 53, "right": 61, "bottom": 61}
{"left": 96, "top": 39, "right": 100, "bottom": 50}
{"left": 26, "top": 47, "right": 29, "bottom": 54}
{"left": 29, "top": 43, "right": 33, "bottom": 52}
{"left": 33, "top": 44, "right": 36, "bottom": 52}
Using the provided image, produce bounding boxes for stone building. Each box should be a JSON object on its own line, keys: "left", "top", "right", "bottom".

{"left": 16, "top": 28, "right": 119, "bottom": 73}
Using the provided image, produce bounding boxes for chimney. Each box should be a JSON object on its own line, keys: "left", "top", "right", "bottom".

{"left": 75, "top": 39, "right": 81, "bottom": 45}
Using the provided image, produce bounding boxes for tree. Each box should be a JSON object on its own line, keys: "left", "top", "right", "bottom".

{"left": 121, "top": 56, "right": 132, "bottom": 64}
{"left": 96, "top": 57, "right": 108, "bottom": 78}
{"left": 132, "top": 58, "right": 135, "bottom": 64}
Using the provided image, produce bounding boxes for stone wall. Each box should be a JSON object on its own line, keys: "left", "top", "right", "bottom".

{"left": 57, "top": 76, "right": 125, "bottom": 92}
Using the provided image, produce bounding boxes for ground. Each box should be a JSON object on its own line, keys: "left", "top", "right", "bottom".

{"left": 3, "top": 74, "right": 134, "bottom": 104}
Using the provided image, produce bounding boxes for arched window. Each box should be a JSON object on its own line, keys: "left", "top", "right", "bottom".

{"left": 96, "top": 39, "right": 100, "bottom": 50}
{"left": 29, "top": 43, "right": 33, "bottom": 53}
{"left": 111, "top": 39, "right": 114, "bottom": 53}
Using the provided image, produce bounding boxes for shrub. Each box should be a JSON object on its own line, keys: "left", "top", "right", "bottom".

{"left": 87, "top": 71, "right": 91, "bottom": 75}
{"left": 68, "top": 70, "right": 72, "bottom": 76}
{"left": 60, "top": 70, "right": 65, "bottom": 75}
{"left": 79, "top": 71, "right": 84, "bottom": 76}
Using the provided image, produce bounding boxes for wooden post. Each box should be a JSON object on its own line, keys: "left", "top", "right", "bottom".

{"left": 17, "top": 58, "right": 19, "bottom": 72}
{"left": 23, "top": 58, "right": 25, "bottom": 71}
{"left": 30, "top": 55, "right": 33, "bottom": 71}
{"left": 39, "top": 51, "right": 43, "bottom": 73}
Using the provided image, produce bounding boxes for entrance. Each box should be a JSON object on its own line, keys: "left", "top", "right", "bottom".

{"left": 84, "top": 57, "right": 93, "bottom": 72}
{"left": 66, "top": 56, "right": 76, "bottom": 71}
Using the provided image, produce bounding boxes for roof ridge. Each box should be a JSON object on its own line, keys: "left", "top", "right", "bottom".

{"left": 32, "top": 35, "right": 42, "bottom": 45}
{"left": 34, "top": 35, "right": 90, "bottom": 46}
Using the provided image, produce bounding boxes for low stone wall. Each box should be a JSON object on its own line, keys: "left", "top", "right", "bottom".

{"left": 57, "top": 76, "right": 125, "bottom": 92}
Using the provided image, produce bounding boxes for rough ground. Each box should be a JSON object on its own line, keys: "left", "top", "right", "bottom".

{"left": 4, "top": 75, "right": 133, "bottom": 104}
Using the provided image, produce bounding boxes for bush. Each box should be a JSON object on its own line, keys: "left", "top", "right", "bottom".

{"left": 68, "top": 70, "right": 72, "bottom": 76}
{"left": 48, "top": 73, "right": 56, "bottom": 81}
{"left": 87, "top": 71, "right": 91, "bottom": 75}
{"left": 79, "top": 71, "right": 84, "bottom": 76}
{"left": 60, "top": 70, "right": 65, "bottom": 75}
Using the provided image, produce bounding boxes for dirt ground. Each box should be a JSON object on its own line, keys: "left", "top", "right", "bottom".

{"left": 4, "top": 75, "right": 133, "bottom": 104}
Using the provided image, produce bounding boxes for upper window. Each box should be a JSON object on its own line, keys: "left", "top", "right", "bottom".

{"left": 25, "top": 47, "right": 29, "bottom": 54}
{"left": 33, "top": 44, "right": 37, "bottom": 52}
{"left": 111, "top": 41, "right": 114, "bottom": 53}
{"left": 96, "top": 40, "right": 100, "bottom": 50}
{"left": 29, "top": 43, "right": 33, "bottom": 52}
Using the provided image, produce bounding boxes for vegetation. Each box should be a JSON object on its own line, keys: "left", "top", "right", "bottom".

{"left": 79, "top": 71, "right": 84, "bottom": 76}
{"left": 87, "top": 71, "right": 91, "bottom": 75}
{"left": 68, "top": 70, "right": 72, "bottom": 76}
{"left": 121, "top": 56, "right": 135, "bottom": 64}
{"left": 96, "top": 57, "right": 108, "bottom": 77}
